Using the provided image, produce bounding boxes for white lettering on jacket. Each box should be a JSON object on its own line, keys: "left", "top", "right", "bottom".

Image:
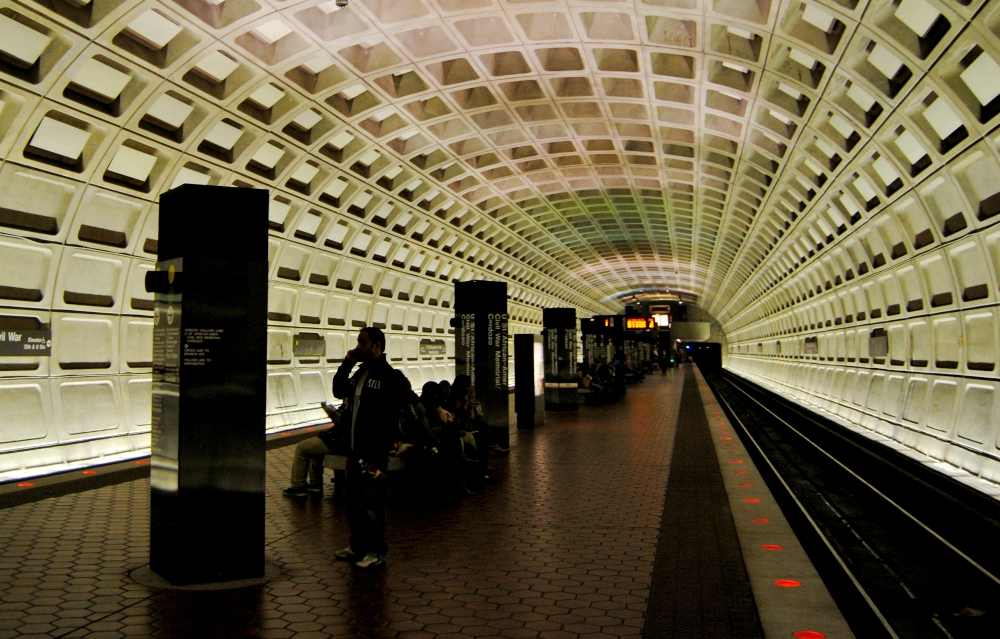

{"left": 365, "top": 378, "right": 381, "bottom": 390}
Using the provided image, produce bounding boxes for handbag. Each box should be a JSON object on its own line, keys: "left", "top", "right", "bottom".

{"left": 318, "top": 403, "right": 350, "bottom": 454}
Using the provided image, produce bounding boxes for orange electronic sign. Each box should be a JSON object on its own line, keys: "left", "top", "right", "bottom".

{"left": 625, "top": 317, "right": 656, "bottom": 330}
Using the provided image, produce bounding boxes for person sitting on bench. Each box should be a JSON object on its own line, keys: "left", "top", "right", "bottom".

{"left": 396, "top": 373, "right": 440, "bottom": 458}
{"left": 282, "top": 402, "right": 345, "bottom": 497}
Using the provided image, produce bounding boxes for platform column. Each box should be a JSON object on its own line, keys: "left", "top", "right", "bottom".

{"left": 454, "top": 280, "right": 509, "bottom": 449}
{"left": 513, "top": 334, "right": 544, "bottom": 429}
{"left": 543, "top": 308, "right": 578, "bottom": 411}
{"left": 147, "top": 185, "right": 268, "bottom": 586}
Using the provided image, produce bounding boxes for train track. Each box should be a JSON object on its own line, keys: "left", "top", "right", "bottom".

{"left": 704, "top": 369, "right": 1000, "bottom": 639}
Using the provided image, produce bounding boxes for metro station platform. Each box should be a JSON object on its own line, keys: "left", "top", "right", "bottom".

{"left": 0, "top": 366, "right": 852, "bottom": 639}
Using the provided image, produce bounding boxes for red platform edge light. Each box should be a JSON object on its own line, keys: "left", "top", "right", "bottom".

{"left": 82, "top": 470, "right": 97, "bottom": 475}
{"left": 761, "top": 544, "right": 783, "bottom": 551}
{"left": 721, "top": 436, "right": 732, "bottom": 440}
{"left": 752, "top": 518, "right": 771, "bottom": 523}
{"left": 792, "top": 631, "right": 826, "bottom": 639}
{"left": 735, "top": 470, "right": 747, "bottom": 474}
{"left": 744, "top": 498, "right": 761, "bottom": 503}
{"left": 730, "top": 459, "right": 743, "bottom": 464}
{"left": 17, "top": 482, "right": 34, "bottom": 488}
{"left": 136, "top": 460, "right": 150, "bottom": 465}
{"left": 774, "top": 579, "right": 801, "bottom": 588}
{"left": 739, "top": 482, "right": 753, "bottom": 487}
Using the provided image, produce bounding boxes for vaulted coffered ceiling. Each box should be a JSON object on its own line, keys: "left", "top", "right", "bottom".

{"left": 1, "top": 0, "right": 985, "bottom": 312}
{"left": 257, "top": 0, "right": 776, "bottom": 304}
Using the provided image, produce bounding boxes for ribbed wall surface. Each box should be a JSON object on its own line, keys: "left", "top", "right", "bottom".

{"left": 717, "top": 1, "right": 1000, "bottom": 483}
{"left": 4, "top": 0, "right": 1000, "bottom": 482}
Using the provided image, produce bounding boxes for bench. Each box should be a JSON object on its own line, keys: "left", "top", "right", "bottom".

{"left": 322, "top": 454, "right": 409, "bottom": 473}
{"left": 323, "top": 453, "right": 417, "bottom": 497}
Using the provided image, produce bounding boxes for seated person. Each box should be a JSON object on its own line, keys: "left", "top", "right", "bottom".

{"left": 418, "top": 382, "right": 445, "bottom": 438}
{"left": 449, "top": 375, "right": 496, "bottom": 474}
{"left": 282, "top": 401, "right": 345, "bottom": 497}
{"left": 578, "top": 365, "right": 604, "bottom": 395}
{"left": 397, "top": 373, "right": 440, "bottom": 457}
{"left": 420, "top": 381, "right": 479, "bottom": 496}
{"left": 444, "top": 378, "right": 476, "bottom": 447}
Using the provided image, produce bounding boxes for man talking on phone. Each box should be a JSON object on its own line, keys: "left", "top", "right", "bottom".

{"left": 332, "top": 326, "right": 403, "bottom": 569}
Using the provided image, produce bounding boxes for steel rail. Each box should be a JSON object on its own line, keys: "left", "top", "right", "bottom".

{"left": 722, "top": 371, "right": 1000, "bottom": 589}
{"left": 710, "top": 378, "right": 900, "bottom": 639}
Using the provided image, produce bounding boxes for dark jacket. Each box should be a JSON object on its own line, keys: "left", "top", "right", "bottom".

{"left": 332, "top": 354, "right": 404, "bottom": 469}
{"left": 401, "top": 395, "right": 439, "bottom": 449}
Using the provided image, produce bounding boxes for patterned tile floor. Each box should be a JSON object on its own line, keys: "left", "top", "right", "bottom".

{"left": 0, "top": 370, "right": 684, "bottom": 638}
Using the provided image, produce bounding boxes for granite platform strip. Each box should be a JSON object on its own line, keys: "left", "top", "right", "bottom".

{"left": 693, "top": 367, "right": 855, "bottom": 639}
{"left": 643, "top": 366, "right": 764, "bottom": 639}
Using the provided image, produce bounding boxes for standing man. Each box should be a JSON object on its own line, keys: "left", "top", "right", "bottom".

{"left": 333, "top": 326, "right": 403, "bottom": 569}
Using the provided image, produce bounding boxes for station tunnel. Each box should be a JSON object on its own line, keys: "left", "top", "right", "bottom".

{"left": 2, "top": 0, "right": 1000, "bottom": 636}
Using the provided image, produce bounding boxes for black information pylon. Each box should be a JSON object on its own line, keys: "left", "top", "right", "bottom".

{"left": 543, "top": 308, "right": 578, "bottom": 411}
{"left": 147, "top": 185, "right": 268, "bottom": 585}
{"left": 454, "top": 280, "right": 509, "bottom": 449}
{"left": 514, "top": 333, "right": 544, "bottom": 429}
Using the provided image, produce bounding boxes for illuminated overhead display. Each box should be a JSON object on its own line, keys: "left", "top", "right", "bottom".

{"left": 625, "top": 317, "right": 656, "bottom": 331}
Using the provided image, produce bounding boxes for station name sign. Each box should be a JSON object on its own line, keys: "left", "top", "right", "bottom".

{"left": 0, "top": 330, "right": 52, "bottom": 356}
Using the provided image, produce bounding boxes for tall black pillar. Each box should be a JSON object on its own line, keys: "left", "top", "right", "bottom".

{"left": 454, "top": 281, "right": 509, "bottom": 448}
{"left": 147, "top": 185, "right": 268, "bottom": 585}
{"left": 543, "top": 308, "right": 578, "bottom": 411}
{"left": 513, "top": 334, "right": 544, "bottom": 429}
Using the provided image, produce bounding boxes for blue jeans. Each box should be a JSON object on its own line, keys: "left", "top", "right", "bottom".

{"left": 345, "top": 457, "right": 388, "bottom": 557}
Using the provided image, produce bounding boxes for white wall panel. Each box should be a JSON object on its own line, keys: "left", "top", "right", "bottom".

{"left": 267, "top": 283, "right": 298, "bottom": 323}
{"left": 53, "top": 248, "right": 127, "bottom": 313}
{"left": 52, "top": 313, "right": 117, "bottom": 373}
{"left": 266, "top": 372, "right": 299, "bottom": 412}
{"left": 296, "top": 289, "right": 326, "bottom": 326}
{"left": 267, "top": 328, "right": 292, "bottom": 365}
{"left": 123, "top": 376, "right": 152, "bottom": 433}
{"left": 0, "top": 164, "right": 85, "bottom": 243}
{"left": 120, "top": 317, "right": 152, "bottom": 372}
{"left": 53, "top": 377, "right": 124, "bottom": 437}
{"left": 0, "top": 236, "right": 61, "bottom": 309}
{"left": 325, "top": 331, "right": 347, "bottom": 363}
{"left": 67, "top": 187, "right": 150, "bottom": 254}
{"left": 298, "top": 370, "right": 327, "bottom": 405}
{"left": 123, "top": 258, "right": 155, "bottom": 315}
{"left": 0, "top": 380, "right": 51, "bottom": 447}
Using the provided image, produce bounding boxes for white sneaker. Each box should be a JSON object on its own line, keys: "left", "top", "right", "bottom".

{"left": 354, "top": 552, "right": 385, "bottom": 569}
{"left": 334, "top": 546, "right": 357, "bottom": 561}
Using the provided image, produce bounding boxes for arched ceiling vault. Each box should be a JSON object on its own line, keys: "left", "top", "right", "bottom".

{"left": 1, "top": 0, "right": 988, "bottom": 313}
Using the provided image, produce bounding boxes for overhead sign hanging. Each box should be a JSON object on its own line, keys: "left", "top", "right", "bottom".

{"left": 625, "top": 317, "right": 656, "bottom": 330}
